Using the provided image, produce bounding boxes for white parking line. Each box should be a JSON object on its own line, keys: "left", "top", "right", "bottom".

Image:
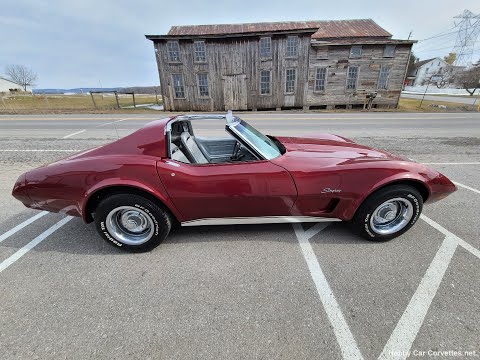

{"left": 453, "top": 181, "right": 480, "bottom": 195}
{"left": 379, "top": 214, "right": 480, "bottom": 360}
{"left": 59, "top": 117, "right": 134, "bottom": 139}
{"left": 96, "top": 117, "right": 132, "bottom": 127}
{"left": 0, "top": 216, "right": 73, "bottom": 273}
{"left": 293, "top": 223, "right": 364, "bottom": 360}
{"left": 0, "top": 211, "right": 49, "bottom": 243}
{"left": 421, "top": 214, "right": 480, "bottom": 261}
{"left": 378, "top": 234, "right": 458, "bottom": 360}
{"left": 63, "top": 129, "right": 86, "bottom": 139}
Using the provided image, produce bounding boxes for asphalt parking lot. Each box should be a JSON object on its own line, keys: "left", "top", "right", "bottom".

{"left": 0, "top": 112, "right": 479, "bottom": 360}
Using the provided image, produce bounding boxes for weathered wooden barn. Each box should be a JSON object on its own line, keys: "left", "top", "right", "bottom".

{"left": 146, "top": 19, "right": 415, "bottom": 111}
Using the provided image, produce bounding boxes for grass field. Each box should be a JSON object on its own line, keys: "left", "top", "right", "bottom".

{"left": 397, "top": 98, "right": 478, "bottom": 112}
{"left": 0, "top": 93, "right": 478, "bottom": 114}
{"left": 0, "top": 93, "right": 161, "bottom": 113}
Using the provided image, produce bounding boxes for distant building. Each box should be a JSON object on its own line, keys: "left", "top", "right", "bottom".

{"left": 146, "top": 19, "right": 415, "bottom": 111}
{"left": 406, "top": 57, "right": 450, "bottom": 86}
{"left": 0, "top": 76, "right": 31, "bottom": 93}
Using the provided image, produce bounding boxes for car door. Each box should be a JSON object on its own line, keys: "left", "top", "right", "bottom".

{"left": 156, "top": 159, "right": 297, "bottom": 221}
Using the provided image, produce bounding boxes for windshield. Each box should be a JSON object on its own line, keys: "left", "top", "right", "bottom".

{"left": 229, "top": 120, "right": 281, "bottom": 160}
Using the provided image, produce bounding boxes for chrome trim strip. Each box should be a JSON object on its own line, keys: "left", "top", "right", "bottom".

{"left": 181, "top": 216, "right": 341, "bottom": 227}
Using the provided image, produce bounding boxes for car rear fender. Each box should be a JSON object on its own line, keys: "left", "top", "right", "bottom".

{"left": 81, "top": 179, "right": 183, "bottom": 223}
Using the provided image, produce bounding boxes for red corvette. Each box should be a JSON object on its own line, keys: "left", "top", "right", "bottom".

{"left": 12, "top": 113, "right": 456, "bottom": 252}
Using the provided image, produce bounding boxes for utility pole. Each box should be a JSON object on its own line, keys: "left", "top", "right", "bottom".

{"left": 419, "top": 76, "right": 434, "bottom": 108}
{"left": 452, "top": 10, "right": 480, "bottom": 66}
{"left": 407, "top": 31, "right": 412, "bottom": 40}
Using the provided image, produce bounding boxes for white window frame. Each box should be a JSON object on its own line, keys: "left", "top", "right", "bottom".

{"left": 383, "top": 45, "right": 396, "bottom": 57}
{"left": 259, "top": 37, "right": 272, "bottom": 58}
{"left": 196, "top": 73, "right": 209, "bottom": 98}
{"left": 314, "top": 67, "right": 328, "bottom": 92}
{"left": 259, "top": 69, "right": 272, "bottom": 95}
{"left": 285, "top": 68, "right": 296, "bottom": 94}
{"left": 350, "top": 45, "right": 362, "bottom": 58}
{"left": 346, "top": 66, "right": 359, "bottom": 91}
{"left": 167, "top": 41, "right": 181, "bottom": 62}
{"left": 194, "top": 41, "right": 206, "bottom": 63}
{"left": 286, "top": 36, "right": 298, "bottom": 58}
{"left": 172, "top": 73, "right": 185, "bottom": 99}
{"left": 377, "top": 65, "right": 391, "bottom": 90}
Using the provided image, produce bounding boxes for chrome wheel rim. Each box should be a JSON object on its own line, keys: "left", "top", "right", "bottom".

{"left": 370, "top": 198, "right": 413, "bottom": 235}
{"left": 105, "top": 206, "right": 154, "bottom": 245}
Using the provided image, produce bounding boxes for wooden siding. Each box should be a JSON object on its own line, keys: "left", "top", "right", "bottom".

{"left": 306, "top": 44, "right": 411, "bottom": 108}
{"left": 153, "top": 37, "right": 412, "bottom": 111}
{"left": 155, "top": 34, "right": 311, "bottom": 111}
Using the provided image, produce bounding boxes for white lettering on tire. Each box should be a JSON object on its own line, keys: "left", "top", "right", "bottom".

{"left": 407, "top": 194, "right": 420, "bottom": 223}
{"left": 134, "top": 203, "right": 159, "bottom": 236}
{"left": 364, "top": 214, "right": 375, "bottom": 238}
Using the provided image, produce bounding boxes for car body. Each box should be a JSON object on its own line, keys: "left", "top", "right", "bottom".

{"left": 12, "top": 113, "right": 457, "bottom": 251}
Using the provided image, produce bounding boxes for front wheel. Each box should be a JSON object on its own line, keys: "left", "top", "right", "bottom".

{"left": 350, "top": 185, "right": 423, "bottom": 241}
{"left": 94, "top": 194, "right": 171, "bottom": 252}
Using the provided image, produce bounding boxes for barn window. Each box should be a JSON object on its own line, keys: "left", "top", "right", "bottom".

{"left": 383, "top": 45, "right": 396, "bottom": 57}
{"left": 260, "top": 70, "right": 271, "bottom": 95}
{"left": 259, "top": 37, "right": 272, "bottom": 58}
{"left": 346, "top": 66, "right": 359, "bottom": 90}
{"left": 377, "top": 65, "right": 391, "bottom": 89}
{"left": 172, "top": 74, "right": 185, "bottom": 98}
{"left": 167, "top": 41, "right": 181, "bottom": 62}
{"left": 314, "top": 67, "right": 327, "bottom": 92}
{"left": 285, "top": 68, "right": 296, "bottom": 93}
{"left": 350, "top": 45, "right": 362, "bottom": 58}
{"left": 286, "top": 36, "right": 298, "bottom": 57}
{"left": 194, "top": 41, "right": 206, "bottom": 62}
{"left": 197, "top": 73, "right": 209, "bottom": 97}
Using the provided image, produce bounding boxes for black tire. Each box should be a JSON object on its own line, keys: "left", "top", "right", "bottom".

{"left": 350, "top": 185, "right": 423, "bottom": 241}
{"left": 94, "top": 194, "right": 171, "bottom": 252}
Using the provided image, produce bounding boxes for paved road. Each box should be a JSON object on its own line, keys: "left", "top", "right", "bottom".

{"left": 402, "top": 93, "right": 480, "bottom": 106}
{"left": 0, "top": 112, "right": 479, "bottom": 359}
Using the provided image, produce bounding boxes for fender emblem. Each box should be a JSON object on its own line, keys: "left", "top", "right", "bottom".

{"left": 321, "top": 188, "right": 342, "bottom": 194}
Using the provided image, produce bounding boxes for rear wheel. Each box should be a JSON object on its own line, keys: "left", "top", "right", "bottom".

{"left": 94, "top": 194, "right": 171, "bottom": 252}
{"left": 350, "top": 185, "right": 423, "bottom": 241}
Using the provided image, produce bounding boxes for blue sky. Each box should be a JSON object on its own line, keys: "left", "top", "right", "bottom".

{"left": 1, "top": 0, "right": 479, "bottom": 88}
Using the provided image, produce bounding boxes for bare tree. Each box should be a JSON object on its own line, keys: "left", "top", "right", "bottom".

{"left": 5, "top": 64, "right": 38, "bottom": 91}
{"left": 433, "top": 66, "right": 458, "bottom": 88}
{"left": 454, "top": 66, "right": 480, "bottom": 96}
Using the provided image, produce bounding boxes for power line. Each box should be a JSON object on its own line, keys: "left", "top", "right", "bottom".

{"left": 417, "top": 29, "right": 458, "bottom": 42}
{"left": 414, "top": 35, "right": 456, "bottom": 51}
{"left": 415, "top": 45, "right": 459, "bottom": 53}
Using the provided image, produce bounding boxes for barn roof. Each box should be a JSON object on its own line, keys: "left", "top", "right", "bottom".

{"left": 164, "top": 19, "right": 391, "bottom": 39}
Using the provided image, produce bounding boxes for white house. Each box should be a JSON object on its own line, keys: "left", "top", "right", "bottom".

{"left": 407, "top": 57, "right": 449, "bottom": 86}
{"left": 0, "top": 76, "right": 31, "bottom": 93}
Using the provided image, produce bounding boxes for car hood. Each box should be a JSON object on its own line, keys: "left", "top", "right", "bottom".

{"left": 275, "top": 135, "right": 407, "bottom": 163}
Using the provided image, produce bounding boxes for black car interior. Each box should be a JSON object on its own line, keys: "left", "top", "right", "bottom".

{"left": 169, "top": 120, "right": 258, "bottom": 164}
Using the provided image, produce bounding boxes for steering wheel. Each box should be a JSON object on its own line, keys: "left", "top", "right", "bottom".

{"left": 231, "top": 141, "right": 244, "bottom": 161}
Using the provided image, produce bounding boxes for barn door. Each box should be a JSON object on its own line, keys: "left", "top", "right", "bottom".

{"left": 223, "top": 75, "right": 247, "bottom": 110}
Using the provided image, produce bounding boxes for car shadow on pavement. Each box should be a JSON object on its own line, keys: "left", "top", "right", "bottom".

{"left": 11, "top": 218, "right": 370, "bottom": 255}
{"left": 2, "top": 217, "right": 372, "bottom": 256}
